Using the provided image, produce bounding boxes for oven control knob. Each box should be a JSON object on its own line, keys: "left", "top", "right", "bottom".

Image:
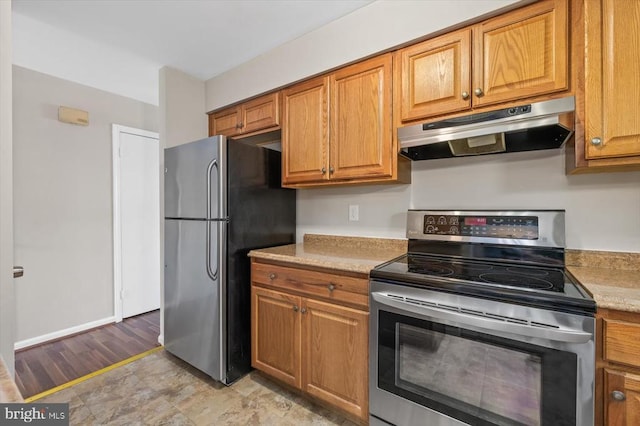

{"left": 612, "top": 390, "right": 626, "bottom": 401}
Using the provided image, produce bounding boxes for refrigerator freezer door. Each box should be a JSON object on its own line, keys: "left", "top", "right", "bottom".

{"left": 165, "top": 136, "right": 223, "bottom": 219}
{"left": 164, "top": 219, "right": 223, "bottom": 381}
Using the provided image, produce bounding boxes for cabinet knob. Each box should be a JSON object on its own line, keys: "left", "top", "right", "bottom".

{"left": 474, "top": 88, "right": 484, "bottom": 97}
{"left": 300, "top": 308, "right": 307, "bottom": 314}
{"left": 591, "top": 137, "right": 602, "bottom": 146}
{"left": 321, "top": 167, "right": 326, "bottom": 174}
{"left": 236, "top": 122, "right": 243, "bottom": 129}
{"left": 327, "top": 283, "right": 335, "bottom": 292}
{"left": 461, "top": 91, "right": 470, "bottom": 100}
{"left": 329, "top": 166, "right": 335, "bottom": 174}
{"left": 293, "top": 305, "right": 299, "bottom": 312}
{"left": 612, "top": 390, "right": 626, "bottom": 401}
{"left": 269, "top": 273, "right": 276, "bottom": 280}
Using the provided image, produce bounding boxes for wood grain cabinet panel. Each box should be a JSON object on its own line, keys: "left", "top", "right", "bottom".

{"left": 395, "top": 0, "right": 568, "bottom": 124}
{"left": 330, "top": 54, "right": 393, "bottom": 181}
{"left": 251, "top": 286, "right": 301, "bottom": 389}
{"left": 282, "top": 76, "right": 329, "bottom": 185}
{"left": 584, "top": 0, "right": 640, "bottom": 162}
{"left": 596, "top": 309, "right": 640, "bottom": 426}
{"left": 398, "top": 28, "right": 472, "bottom": 120}
{"left": 604, "top": 319, "right": 640, "bottom": 368}
{"left": 281, "top": 53, "right": 407, "bottom": 187}
{"left": 209, "top": 92, "right": 280, "bottom": 138}
{"left": 473, "top": 0, "right": 568, "bottom": 107}
{"left": 303, "top": 298, "right": 368, "bottom": 421}
{"left": 605, "top": 369, "right": 640, "bottom": 426}
{"left": 251, "top": 260, "right": 369, "bottom": 423}
{"left": 210, "top": 106, "right": 242, "bottom": 137}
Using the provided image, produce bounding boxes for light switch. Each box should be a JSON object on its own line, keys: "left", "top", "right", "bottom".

{"left": 349, "top": 205, "right": 359, "bottom": 222}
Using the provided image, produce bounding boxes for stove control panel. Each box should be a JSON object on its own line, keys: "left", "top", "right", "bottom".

{"left": 423, "top": 215, "right": 539, "bottom": 239}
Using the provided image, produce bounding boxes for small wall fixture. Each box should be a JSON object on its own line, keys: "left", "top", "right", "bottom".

{"left": 58, "top": 106, "right": 89, "bottom": 126}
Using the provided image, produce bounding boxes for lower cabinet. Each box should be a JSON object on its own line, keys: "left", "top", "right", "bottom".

{"left": 597, "top": 308, "right": 640, "bottom": 426}
{"left": 605, "top": 369, "right": 640, "bottom": 426}
{"left": 251, "top": 261, "right": 369, "bottom": 423}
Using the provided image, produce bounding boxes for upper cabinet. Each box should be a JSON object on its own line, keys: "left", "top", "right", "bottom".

{"left": 397, "top": 0, "right": 569, "bottom": 123}
{"left": 569, "top": 0, "right": 640, "bottom": 172}
{"left": 282, "top": 54, "right": 409, "bottom": 188}
{"left": 209, "top": 92, "right": 280, "bottom": 138}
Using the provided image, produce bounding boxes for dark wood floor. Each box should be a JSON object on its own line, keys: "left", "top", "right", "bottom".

{"left": 15, "top": 310, "right": 160, "bottom": 398}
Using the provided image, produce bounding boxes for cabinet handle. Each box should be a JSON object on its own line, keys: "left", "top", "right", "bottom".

{"left": 236, "top": 122, "right": 243, "bottom": 129}
{"left": 327, "top": 283, "right": 335, "bottom": 292}
{"left": 474, "top": 88, "right": 484, "bottom": 97}
{"left": 611, "top": 390, "right": 626, "bottom": 401}
{"left": 321, "top": 167, "right": 326, "bottom": 174}
{"left": 329, "top": 166, "right": 335, "bottom": 174}
{"left": 591, "top": 137, "right": 602, "bottom": 146}
{"left": 293, "top": 305, "right": 299, "bottom": 312}
{"left": 269, "top": 273, "right": 276, "bottom": 280}
{"left": 461, "top": 91, "right": 470, "bottom": 100}
{"left": 301, "top": 308, "right": 307, "bottom": 314}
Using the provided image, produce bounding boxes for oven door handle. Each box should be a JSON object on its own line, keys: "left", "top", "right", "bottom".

{"left": 372, "top": 292, "right": 593, "bottom": 344}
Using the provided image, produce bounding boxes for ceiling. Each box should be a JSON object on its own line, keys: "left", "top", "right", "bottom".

{"left": 11, "top": 0, "right": 374, "bottom": 104}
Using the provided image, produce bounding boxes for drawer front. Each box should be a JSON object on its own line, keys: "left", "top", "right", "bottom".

{"left": 252, "top": 262, "right": 369, "bottom": 310}
{"left": 604, "top": 319, "right": 640, "bottom": 368}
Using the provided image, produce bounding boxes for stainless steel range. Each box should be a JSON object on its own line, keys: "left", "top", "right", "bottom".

{"left": 369, "top": 210, "right": 595, "bottom": 426}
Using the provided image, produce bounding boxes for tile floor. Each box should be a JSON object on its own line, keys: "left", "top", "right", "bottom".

{"left": 38, "top": 349, "right": 356, "bottom": 425}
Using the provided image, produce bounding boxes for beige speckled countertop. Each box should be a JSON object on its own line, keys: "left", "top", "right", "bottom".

{"left": 0, "top": 357, "right": 23, "bottom": 403}
{"left": 250, "top": 236, "right": 640, "bottom": 313}
{"left": 248, "top": 234, "right": 407, "bottom": 275}
{"left": 566, "top": 249, "right": 640, "bottom": 313}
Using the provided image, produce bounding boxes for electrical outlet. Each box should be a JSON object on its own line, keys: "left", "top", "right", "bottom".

{"left": 349, "top": 205, "right": 359, "bottom": 222}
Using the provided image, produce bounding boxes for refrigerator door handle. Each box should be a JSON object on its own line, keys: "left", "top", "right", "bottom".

{"left": 206, "top": 159, "right": 219, "bottom": 281}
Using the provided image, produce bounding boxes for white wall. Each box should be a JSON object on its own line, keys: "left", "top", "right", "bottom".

{"left": 0, "top": 0, "right": 15, "bottom": 373}
{"left": 159, "top": 67, "right": 207, "bottom": 149}
{"left": 205, "top": 0, "right": 522, "bottom": 110}
{"left": 297, "top": 150, "right": 640, "bottom": 253}
{"left": 12, "top": 12, "right": 160, "bottom": 106}
{"left": 13, "top": 66, "right": 158, "bottom": 342}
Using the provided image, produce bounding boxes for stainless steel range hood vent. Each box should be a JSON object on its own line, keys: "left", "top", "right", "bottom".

{"left": 398, "top": 97, "right": 575, "bottom": 161}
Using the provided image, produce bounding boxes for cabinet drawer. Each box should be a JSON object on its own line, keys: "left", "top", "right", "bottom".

{"left": 252, "top": 262, "right": 369, "bottom": 310}
{"left": 604, "top": 319, "right": 640, "bottom": 368}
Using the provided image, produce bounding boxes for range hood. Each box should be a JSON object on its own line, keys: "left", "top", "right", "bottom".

{"left": 398, "top": 97, "right": 575, "bottom": 161}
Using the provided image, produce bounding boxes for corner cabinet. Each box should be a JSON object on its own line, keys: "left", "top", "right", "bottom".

{"left": 396, "top": 0, "right": 568, "bottom": 123}
{"left": 568, "top": 0, "right": 640, "bottom": 172}
{"left": 282, "top": 54, "right": 410, "bottom": 187}
{"left": 596, "top": 308, "right": 640, "bottom": 426}
{"left": 208, "top": 92, "right": 280, "bottom": 138}
{"left": 251, "top": 260, "right": 369, "bottom": 423}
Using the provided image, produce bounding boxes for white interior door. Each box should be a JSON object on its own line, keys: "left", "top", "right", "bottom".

{"left": 114, "top": 125, "right": 160, "bottom": 319}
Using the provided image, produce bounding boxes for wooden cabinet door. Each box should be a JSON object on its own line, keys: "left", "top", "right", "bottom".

{"left": 282, "top": 76, "right": 329, "bottom": 185}
{"left": 302, "top": 298, "right": 368, "bottom": 422}
{"left": 398, "top": 28, "right": 472, "bottom": 122}
{"left": 605, "top": 369, "right": 640, "bottom": 426}
{"left": 330, "top": 54, "right": 393, "bottom": 181}
{"left": 472, "top": 0, "right": 568, "bottom": 108}
{"left": 585, "top": 0, "right": 640, "bottom": 160}
{"left": 251, "top": 286, "right": 302, "bottom": 389}
{"left": 242, "top": 92, "right": 280, "bottom": 134}
{"left": 210, "top": 106, "right": 241, "bottom": 137}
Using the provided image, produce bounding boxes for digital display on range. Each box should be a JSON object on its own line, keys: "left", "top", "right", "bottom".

{"left": 423, "top": 215, "right": 539, "bottom": 239}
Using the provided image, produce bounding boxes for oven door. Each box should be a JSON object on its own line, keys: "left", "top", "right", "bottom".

{"left": 369, "top": 280, "right": 595, "bottom": 426}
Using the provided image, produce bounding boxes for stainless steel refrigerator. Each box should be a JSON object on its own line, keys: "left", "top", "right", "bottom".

{"left": 164, "top": 135, "right": 295, "bottom": 384}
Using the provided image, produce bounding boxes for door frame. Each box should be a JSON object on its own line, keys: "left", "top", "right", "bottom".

{"left": 112, "top": 124, "right": 160, "bottom": 322}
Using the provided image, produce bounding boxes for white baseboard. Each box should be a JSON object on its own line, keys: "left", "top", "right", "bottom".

{"left": 157, "top": 334, "right": 164, "bottom": 345}
{"left": 14, "top": 316, "right": 117, "bottom": 351}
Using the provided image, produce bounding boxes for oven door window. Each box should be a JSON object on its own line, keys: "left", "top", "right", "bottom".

{"left": 378, "top": 311, "right": 577, "bottom": 426}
